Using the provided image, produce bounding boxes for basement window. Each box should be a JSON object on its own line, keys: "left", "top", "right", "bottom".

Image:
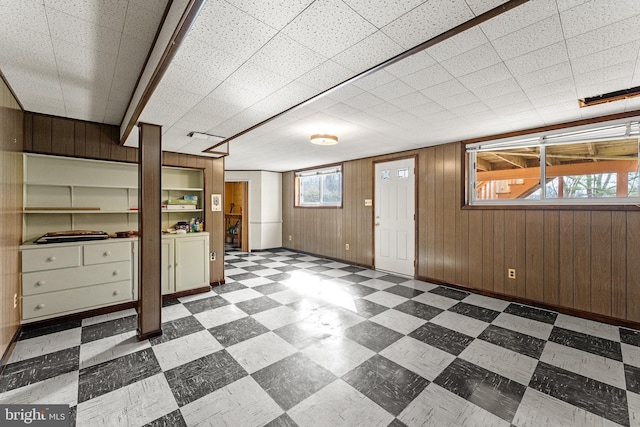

{"left": 467, "top": 122, "right": 640, "bottom": 206}
{"left": 295, "top": 164, "right": 343, "bottom": 208}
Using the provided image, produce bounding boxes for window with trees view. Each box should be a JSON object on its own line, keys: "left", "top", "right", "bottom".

{"left": 467, "top": 122, "right": 640, "bottom": 206}
{"left": 295, "top": 165, "right": 342, "bottom": 207}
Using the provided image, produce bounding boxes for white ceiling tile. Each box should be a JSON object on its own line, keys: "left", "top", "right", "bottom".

{"left": 58, "top": 64, "right": 113, "bottom": 95}
{"left": 250, "top": 81, "right": 318, "bottom": 113}
{"left": 189, "top": 0, "right": 277, "bottom": 59}
{"left": 368, "top": 80, "right": 415, "bottom": 100}
{"left": 332, "top": 31, "right": 404, "bottom": 74}
{"left": 407, "top": 101, "right": 445, "bottom": 117}
{"left": 441, "top": 43, "right": 502, "bottom": 78}
{"left": 524, "top": 77, "right": 575, "bottom": 100}
{"left": 122, "top": 1, "right": 167, "bottom": 42}
{"left": 471, "top": 78, "right": 522, "bottom": 100}
{"left": 326, "top": 84, "right": 365, "bottom": 102}
{"left": 226, "top": 0, "right": 314, "bottom": 30}
{"left": 384, "top": 51, "right": 436, "bottom": 77}
{"left": 482, "top": 90, "right": 528, "bottom": 109}
{"left": 480, "top": 0, "right": 557, "bottom": 40}
{"left": 457, "top": 62, "right": 512, "bottom": 90}
{"left": 249, "top": 33, "right": 326, "bottom": 80}
{"left": 0, "top": 0, "right": 48, "bottom": 33}
{"left": 282, "top": 0, "right": 377, "bottom": 57}
{"left": 515, "top": 61, "right": 573, "bottom": 89}
{"left": 504, "top": 41, "right": 569, "bottom": 76}
{"left": 557, "top": 0, "right": 591, "bottom": 12}
{"left": 382, "top": 110, "right": 424, "bottom": 128}
{"left": 463, "top": 0, "right": 509, "bottom": 15}
{"left": 401, "top": 63, "right": 453, "bottom": 90}
{"left": 131, "top": 0, "right": 168, "bottom": 12}
{"left": 305, "top": 96, "right": 340, "bottom": 111}
{"left": 342, "top": 92, "right": 385, "bottom": 109}
{"left": 46, "top": 8, "right": 122, "bottom": 55}
{"left": 45, "top": 0, "right": 127, "bottom": 32}
{"left": 52, "top": 38, "right": 117, "bottom": 71}
{"left": 382, "top": 0, "right": 474, "bottom": 49}
{"left": 323, "top": 103, "right": 362, "bottom": 118}
{"left": 579, "top": 101, "right": 624, "bottom": 119}
{"left": 149, "top": 83, "right": 205, "bottom": 111}
{"left": 343, "top": 0, "right": 427, "bottom": 28}
{"left": 530, "top": 92, "right": 577, "bottom": 108}
{"left": 0, "top": 24, "right": 56, "bottom": 67}
{"left": 491, "top": 14, "right": 564, "bottom": 61}
{"left": 427, "top": 27, "right": 488, "bottom": 62}
{"left": 161, "top": 128, "right": 194, "bottom": 151}
{"left": 436, "top": 91, "right": 480, "bottom": 109}
{"left": 570, "top": 41, "right": 640, "bottom": 75}
{"left": 418, "top": 108, "right": 456, "bottom": 123}
{"left": 576, "top": 77, "right": 634, "bottom": 100}
{"left": 365, "top": 102, "right": 402, "bottom": 118}
{"left": 490, "top": 100, "right": 536, "bottom": 116}
{"left": 213, "top": 61, "right": 289, "bottom": 97}
{"left": 161, "top": 64, "right": 222, "bottom": 96}
{"left": 191, "top": 96, "right": 245, "bottom": 120}
{"left": 353, "top": 69, "right": 396, "bottom": 91}
{"left": 387, "top": 92, "right": 431, "bottom": 110}
{"left": 560, "top": 0, "right": 640, "bottom": 39}
{"left": 565, "top": 15, "right": 640, "bottom": 59}
{"left": 421, "top": 79, "right": 468, "bottom": 100}
{"left": 207, "top": 81, "right": 265, "bottom": 109}
{"left": 103, "top": 107, "right": 124, "bottom": 125}
{"left": 295, "top": 60, "right": 355, "bottom": 91}
{"left": 450, "top": 101, "right": 490, "bottom": 117}
{"left": 573, "top": 61, "right": 636, "bottom": 92}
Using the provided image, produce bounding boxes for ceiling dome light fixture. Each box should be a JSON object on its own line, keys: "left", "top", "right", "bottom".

{"left": 310, "top": 134, "right": 338, "bottom": 145}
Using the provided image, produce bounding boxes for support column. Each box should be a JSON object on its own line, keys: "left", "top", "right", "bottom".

{"left": 137, "top": 122, "right": 162, "bottom": 340}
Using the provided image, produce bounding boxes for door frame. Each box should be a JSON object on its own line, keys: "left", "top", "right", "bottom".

{"left": 372, "top": 154, "right": 419, "bottom": 276}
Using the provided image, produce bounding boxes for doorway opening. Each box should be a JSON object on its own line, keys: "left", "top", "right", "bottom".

{"left": 224, "top": 181, "right": 249, "bottom": 252}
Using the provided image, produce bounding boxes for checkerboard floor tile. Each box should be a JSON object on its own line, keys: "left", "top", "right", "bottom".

{"left": 2, "top": 248, "right": 640, "bottom": 427}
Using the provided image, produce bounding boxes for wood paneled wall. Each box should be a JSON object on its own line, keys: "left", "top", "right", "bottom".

{"left": 282, "top": 142, "right": 640, "bottom": 324}
{"left": 24, "top": 112, "right": 225, "bottom": 284}
{"left": 1, "top": 78, "right": 24, "bottom": 362}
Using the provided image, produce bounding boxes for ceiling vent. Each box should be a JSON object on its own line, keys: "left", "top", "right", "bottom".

{"left": 579, "top": 85, "right": 640, "bottom": 108}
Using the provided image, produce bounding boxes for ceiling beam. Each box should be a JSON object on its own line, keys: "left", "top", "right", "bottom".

{"left": 494, "top": 153, "right": 528, "bottom": 168}
{"left": 477, "top": 160, "right": 638, "bottom": 181}
{"left": 476, "top": 157, "right": 492, "bottom": 171}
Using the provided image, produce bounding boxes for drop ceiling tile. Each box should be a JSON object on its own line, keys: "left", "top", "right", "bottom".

{"left": 573, "top": 61, "right": 636, "bottom": 91}
{"left": 369, "top": 80, "right": 415, "bottom": 101}
{"left": 0, "top": 25, "right": 56, "bottom": 66}
{"left": 491, "top": 14, "right": 564, "bottom": 61}
{"left": 388, "top": 92, "right": 431, "bottom": 110}
{"left": 306, "top": 96, "right": 340, "bottom": 111}
{"left": 457, "top": 107, "right": 496, "bottom": 123}
{"left": 139, "top": 102, "right": 187, "bottom": 126}
{"left": 406, "top": 101, "right": 445, "bottom": 117}
{"left": 457, "top": 62, "right": 512, "bottom": 90}
{"left": 227, "top": 0, "right": 314, "bottom": 30}
{"left": 490, "top": 100, "right": 536, "bottom": 116}
{"left": 226, "top": 63, "right": 292, "bottom": 97}
{"left": 529, "top": 91, "right": 576, "bottom": 108}
{"left": 480, "top": 0, "right": 557, "bottom": 40}
{"left": 171, "top": 38, "right": 245, "bottom": 81}
{"left": 189, "top": 0, "right": 277, "bottom": 59}
{"left": 557, "top": 0, "right": 590, "bottom": 12}
{"left": 103, "top": 107, "right": 125, "bottom": 125}
{"left": 383, "top": 110, "right": 424, "bottom": 128}
{"left": 207, "top": 81, "right": 265, "bottom": 110}
{"left": 0, "top": 0, "right": 48, "bottom": 33}
{"left": 427, "top": 27, "right": 489, "bottom": 62}
{"left": 463, "top": 0, "right": 508, "bottom": 15}
{"left": 576, "top": 76, "right": 634, "bottom": 100}
{"left": 570, "top": 40, "right": 640, "bottom": 75}
{"left": 250, "top": 81, "right": 318, "bottom": 113}
{"left": 436, "top": 91, "right": 480, "bottom": 109}
{"left": 365, "top": 102, "right": 402, "bottom": 118}
{"left": 296, "top": 60, "right": 355, "bottom": 91}
{"left": 161, "top": 128, "right": 194, "bottom": 151}
{"left": 421, "top": 79, "right": 468, "bottom": 101}
{"left": 579, "top": 101, "right": 624, "bottom": 119}
{"left": 52, "top": 38, "right": 117, "bottom": 71}
{"left": 113, "top": 55, "right": 146, "bottom": 84}
{"left": 504, "top": 41, "right": 569, "bottom": 77}
{"left": 515, "top": 61, "right": 573, "bottom": 89}
{"left": 323, "top": 103, "right": 362, "bottom": 118}
{"left": 59, "top": 67, "right": 113, "bottom": 96}
{"left": 565, "top": 15, "right": 640, "bottom": 59}
{"left": 332, "top": 31, "right": 404, "bottom": 74}
{"left": 441, "top": 43, "right": 503, "bottom": 78}
{"left": 249, "top": 33, "right": 326, "bottom": 80}
{"left": 131, "top": 0, "right": 168, "bottom": 12}
{"left": 353, "top": 69, "right": 397, "bottom": 91}
{"left": 3, "top": 68, "right": 63, "bottom": 99}
{"left": 560, "top": 0, "right": 640, "bottom": 39}
{"left": 326, "top": 84, "right": 365, "bottom": 102}
{"left": 343, "top": 0, "right": 426, "bottom": 28}
{"left": 382, "top": 0, "right": 474, "bottom": 49}
{"left": 122, "top": 1, "right": 167, "bottom": 42}
{"left": 46, "top": 8, "right": 122, "bottom": 55}
{"left": 524, "top": 77, "right": 575, "bottom": 100}
{"left": 482, "top": 90, "right": 528, "bottom": 109}
{"left": 418, "top": 108, "right": 456, "bottom": 123}
{"left": 401, "top": 63, "right": 453, "bottom": 90}
{"left": 384, "top": 51, "right": 436, "bottom": 77}
{"left": 282, "top": 0, "right": 377, "bottom": 57}
{"left": 45, "top": 0, "right": 128, "bottom": 32}
{"left": 161, "top": 65, "right": 222, "bottom": 97}
{"left": 450, "top": 101, "right": 490, "bottom": 118}
{"left": 191, "top": 96, "right": 245, "bottom": 120}
{"left": 342, "top": 92, "right": 385, "bottom": 110}
{"left": 149, "top": 83, "right": 205, "bottom": 111}
{"left": 471, "top": 77, "right": 521, "bottom": 100}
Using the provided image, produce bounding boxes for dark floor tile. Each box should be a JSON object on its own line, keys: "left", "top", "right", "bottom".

{"left": 549, "top": 326, "right": 622, "bottom": 361}
{"left": 305, "top": 265, "right": 332, "bottom": 273}
{"left": 449, "top": 302, "right": 500, "bottom": 323}
{"left": 81, "top": 315, "right": 137, "bottom": 344}
{"left": 251, "top": 258, "right": 274, "bottom": 264}
{"left": 0, "top": 346, "right": 79, "bottom": 392}
{"left": 478, "top": 325, "right": 546, "bottom": 359}
{"left": 162, "top": 298, "right": 181, "bottom": 307}
{"left": 215, "top": 282, "right": 249, "bottom": 294}
{"left": 253, "top": 282, "right": 289, "bottom": 295}
{"left": 377, "top": 275, "right": 409, "bottom": 284}
{"left": 311, "top": 259, "right": 332, "bottom": 265}
{"left": 352, "top": 298, "right": 389, "bottom": 319}
{"left": 282, "top": 259, "right": 304, "bottom": 265}
{"left": 344, "top": 321, "right": 403, "bottom": 352}
{"left": 621, "top": 328, "right": 640, "bottom": 347}
{"left": 252, "top": 352, "right": 336, "bottom": 411}
{"left": 209, "top": 316, "right": 269, "bottom": 347}
{"left": 150, "top": 316, "right": 204, "bottom": 345}
{"left": 236, "top": 296, "right": 282, "bottom": 315}
{"left": 275, "top": 265, "right": 300, "bottom": 272}
{"left": 243, "top": 265, "right": 270, "bottom": 272}
{"left": 343, "top": 355, "right": 429, "bottom": 416}
{"left": 265, "top": 272, "right": 292, "bottom": 282}
{"left": 340, "top": 265, "right": 366, "bottom": 273}
{"left": 183, "top": 295, "right": 229, "bottom": 315}
{"left": 408, "top": 323, "right": 473, "bottom": 356}
{"left": 78, "top": 348, "right": 161, "bottom": 403}
{"left": 503, "top": 303, "right": 557, "bottom": 325}
{"left": 265, "top": 413, "right": 298, "bottom": 427}
{"left": 340, "top": 273, "right": 371, "bottom": 284}
{"left": 144, "top": 409, "right": 187, "bottom": 427}
{"left": 165, "top": 349, "right": 248, "bottom": 407}
{"left": 19, "top": 320, "right": 81, "bottom": 340}
{"left": 387, "top": 419, "right": 408, "bottom": 427}
{"left": 226, "top": 258, "right": 248, "bottom": 263}
{"left": 434, "top": 358, "right": 526, "bottom": 423}
{"left": 227, "top": 272, "right": 259, "bottom": 281}
{"left": 69, "top": 405, "right": 76, "bottom": 427}
{"left": 344, "top": 283, "right": 378, "bottom": 297}
{"left": 428, "top": 286, "right": 469, "bottom": 301}
{"left": 394, "top": 300, "right": 443, "bottom": 321}
{"left": 625, "top": 364, "right": 640, "bottom": 394}
{"left": 274, "top": 321, "right": 332, "bottom": 349}
{"left": 385, "top": 284, "right": 424, "bottom": 299}
{"left": 530, "top": 361, "right": 629, "bottom": 426}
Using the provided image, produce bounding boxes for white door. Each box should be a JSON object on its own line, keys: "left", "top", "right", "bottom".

{"left": 374, "top": 158, "right": 415, "bottom": 276}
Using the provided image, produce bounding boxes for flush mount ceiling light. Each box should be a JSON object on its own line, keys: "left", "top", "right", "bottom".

{"left": 310, "top": 134, "right": 338, "bottom": 145}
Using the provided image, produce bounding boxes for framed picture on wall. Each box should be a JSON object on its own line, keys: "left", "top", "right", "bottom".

{"left": 211, "top": 194, "right": 221, "bottom": 211}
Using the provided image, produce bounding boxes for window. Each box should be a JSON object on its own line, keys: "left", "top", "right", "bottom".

{"left": 295, "top": 165, "right": 342, "bottom": 207}
{"left": 467, "top": 122, "right": 640, "bottom": 206}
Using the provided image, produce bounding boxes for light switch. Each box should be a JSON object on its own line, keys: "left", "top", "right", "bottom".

{"left": 364, "top": 199, "right": 372, "bottom": 206}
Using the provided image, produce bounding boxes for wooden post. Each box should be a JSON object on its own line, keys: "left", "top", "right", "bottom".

{"left": 137, "top": 123, "right": 162, "bottom": 340}
{"left": 617, "top": 171, "right": 628, "bottom": 197}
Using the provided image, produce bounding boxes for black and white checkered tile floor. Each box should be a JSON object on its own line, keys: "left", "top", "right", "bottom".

{"left": 2, "top": 248, "right": 640, "bottom": 426}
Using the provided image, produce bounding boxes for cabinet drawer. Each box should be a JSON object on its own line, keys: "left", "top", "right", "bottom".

{"left": 22, "top": 261, "right": 131, "bottom": 296}
{"left": 22, "top": 246, "right": 81, "bottom": 272}
{"left": 22, "top": 280, "right": 132, "bottom": 321}
{"left": 83, "top": 242, "right": 131, "bottom": 265}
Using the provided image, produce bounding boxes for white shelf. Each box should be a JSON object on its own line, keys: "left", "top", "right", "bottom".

{"left": 26, "top": 182, "right": 138, "bottom": 190}
{"left": 162, "top": 209, "right": 203, "bottom": 213}
{"left": 163, "top": 187, "right": 203, "bottom": 191}
{"left": 24, "top": 210, "right": 140, "bottom": 214}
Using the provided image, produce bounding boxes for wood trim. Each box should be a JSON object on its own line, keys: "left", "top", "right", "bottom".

{"left": 163, "top": 286, "right": 211, "bottom": 300}
{"left": 241, "top": 181, "right": 249, "bottom": 252}
{"left": 206, "top": 0, "right": 530, "bottom": 153}
{"left": 19, "top": 302, "right": 137, "bottom": 330}
{"left": 0, "top": 326, "right": 21, "bottom": 377}
{"left": 137, "top": 329, "right": 163, "bottom": 340}
{"left": 416, "top": 275, "right": 640, "bottom": 331}
{"left": 211, "top": 279, "right": 226, "bottom": 287}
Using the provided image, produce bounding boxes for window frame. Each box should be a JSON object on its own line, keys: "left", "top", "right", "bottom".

{"left": 294, "top": 163, "right": 344, "bottom": 209}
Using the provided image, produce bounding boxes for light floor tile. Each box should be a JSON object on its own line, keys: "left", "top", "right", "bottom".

{"left": 629, "top": 390, "right": 640, "bottom": 427}
{"left": 362, "top": 291, "right": 408, "bottom": 308}
{"left": 224, "top": 268, "right": 246, "bottom": 276}
{"left": 623, "top": 343, "right": 640, "bottom": 368}
{"left": 0, "top": 371, "right": 78, "bottom": 406}
{"left": 380, "top": 336, "right": 455, "bottom": 381}
{"left": 513, "top": 388, "right": 621, "bottom": 427}
{"left": 79, "top": 331, "right": 150, "bottom": 369}
{"left": 227, "top": 332, "right": 297, "bottom": 374}
{"left": 161, "top": 304, "right": 192, "bottom": 323}
{"left": 355, "top": 270, "right": 389, "bottom": 279}
{"left": 370, "top": 309, "right": 425, "bottom": 335}
{"left": 289, "top": 379, "right": 393, "bottom": 427}
{"left": 81, "top": 308, "right": 137, "bottom": 327}
{"left": 269, "top": 289, "right": 305, "bottom": 305}
{"left": 540, "top": 341, "right": 626, "bottom": 389}
{"left": 459, "top": 339, "right": 537, "bottom": 385}
{"left": 221, "top": 288, "right": 264, "bottom": 304}
{"left": 430, "top": 311, "right": 489, "bottom": 338}
{"left": 194, "top": 304, "right": 247, "bottom": 329}
{"left": 152, "top": 330, "right": 223, "bottom": 371}
{"left": 242, "top": 276, "right": 278, "bottom": 286}
{"left": 178, "top": 289, "right": 217, "bottom": 303}
{"left": 398, "top": 383, "right": 509, "bottom": 427}
{"left": 463, "top": 294, "right": 510, "bottom": 312}
{"left": 76, "top": 373, "right": 177, "bottom": 427}
{"left": 180, "top": 376, "right": 282, "bottom": 427}
{"left": 399, "top": 280, "right": 438, "bottom": 292}
{"left": 323, "top": 262, "right": 350, "bottom": 269}
{"left": 412, "top": 292, "right": 458, "bottom": 310}
{"left": 322, "top": 269, "right": 353, "bottom": 278}
{"left": 233, "top": 261, "right": 259, "bottom": 268}
{"left": 555, "top": 314, "right": 621, "bottom": 342}
{"left": 491, "top": 312, "right": 553, "bottom": 340}
{"left": 302, "top": 336, "right": 375, "bottom": 377}
{"left": 252, "top": 306, "right": 301, "bottom": 330}
{"left": 359, "top": 278, "right": 395, "bottom": 291}
{"left": 263, "top": 261, "right": 288, "bottom": 268}
{"left": 9, "top": 328, "right": 81, "bottom": 363}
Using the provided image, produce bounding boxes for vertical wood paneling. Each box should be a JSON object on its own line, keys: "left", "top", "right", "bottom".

{"left": 611, "top": 212, "right": 627, "bottom": 319}
{"left": 32, "top": 114, "right": 51, "bottom": 153}
{"left": 627, "top": 213, "right": 640, "bottom": 321}
{"left": 468, "top": 210, "right": 483, "bottom": 290}
{"left": 425, "top": 148, "right": 436, "bottom": 276}
{"left": 99, "top": 125, "right": 112, "bottom": 159}
{"left": 525, "top": 211, "right": 544, "bottom": 301}
{"left": 515, "top": 211, "right": 527, "bottom": 298}
{"left": 573, "top": 211, "right": 591, "bottom": 311}
{"left": 482, "top": 211, "right": 493, "bottom": 291}
{"left": 74, "top": 122, "right": 86, "bottom": 157}
{"left": 417, "top": 152, "right": 428, "bottom": 275}
{"left": 559, "top": 211, "right": 574, "bottom": 307}
{"left": 492, "top": 210, "right": 505, "bottom": 295}
{"left": 85, "top": 123, "right": 101, "bottom": 159}
{"left": 434, "top": 146, "right": 444, "bottom": 279}
{"left": 543, "top": 211, "right": 559, "bottom": 305}
{"left": 443, "top": 144, "right": 456, "bottom": 283}
{"left": 590, "top": 211, "right": 611, "bottom": 316}
{"left": 23, "top": 112, "right": 32, "bottom": 151}
{"left": 503, "top": 211, "right": 518, "bottom": 296}
{"left": 51, "top": 117, "right": 74, "bottom": 156}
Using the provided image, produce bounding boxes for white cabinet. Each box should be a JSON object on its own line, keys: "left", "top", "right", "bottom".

{"left": 161, "top": 234, "right": 209, "bottom": 294}
{"left": 161, "top": 239, "right": 175, "bottom": 295}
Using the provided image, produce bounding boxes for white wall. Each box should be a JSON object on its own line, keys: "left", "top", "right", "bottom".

{"left": 225, "top": 170, "right": 282, "bottom": 250}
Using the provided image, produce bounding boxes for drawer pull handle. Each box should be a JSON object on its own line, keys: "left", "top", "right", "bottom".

{"left": 47, "top": 256, "right": 56, "bottom": 262}
{"left": 36, "top": 304, "right": 45, "bottom": 310}
{"left": 113, "top": 270, "right": 120, "bottom": 276}
{"left": 104, "top": 251, "right": 111, "bottom": 256}
{"left": 36, "top": 280, "right": 45, "bottom": 286}
{"left": 113, "top": 290, "right": 120, "bottom": 296}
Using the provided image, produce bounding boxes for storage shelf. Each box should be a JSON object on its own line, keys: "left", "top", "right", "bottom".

{"left": 24, "top": 210, "right": 140, "bottom": 214}
{"left": 162, "top": 209, "right": 203, "bottom": 213}
{"left": 163, "top": 187, "right": 203, "bottom": 191}
{"left": 25, "top": 182, "right": 138, "bottom": 190}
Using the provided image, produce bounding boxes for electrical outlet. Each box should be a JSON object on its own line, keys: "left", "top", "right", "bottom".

{"left": 345, "top": 243, "right": 350, "bottom": 250}
{"left": 288, "top": 235, "right": 292, "bottom": 241}
{"left": 508, "top": 269, "right": 516, "bottom": 279}
{"left": 210, "top": 252, "right": 216, "bottom": 261}
{"left": 13, "top": 293, "right": 17, "bottom": 309}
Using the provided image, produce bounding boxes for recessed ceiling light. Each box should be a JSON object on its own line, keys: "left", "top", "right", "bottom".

{"left": 310, "top": 134, "right": 338, "bottom": 145}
